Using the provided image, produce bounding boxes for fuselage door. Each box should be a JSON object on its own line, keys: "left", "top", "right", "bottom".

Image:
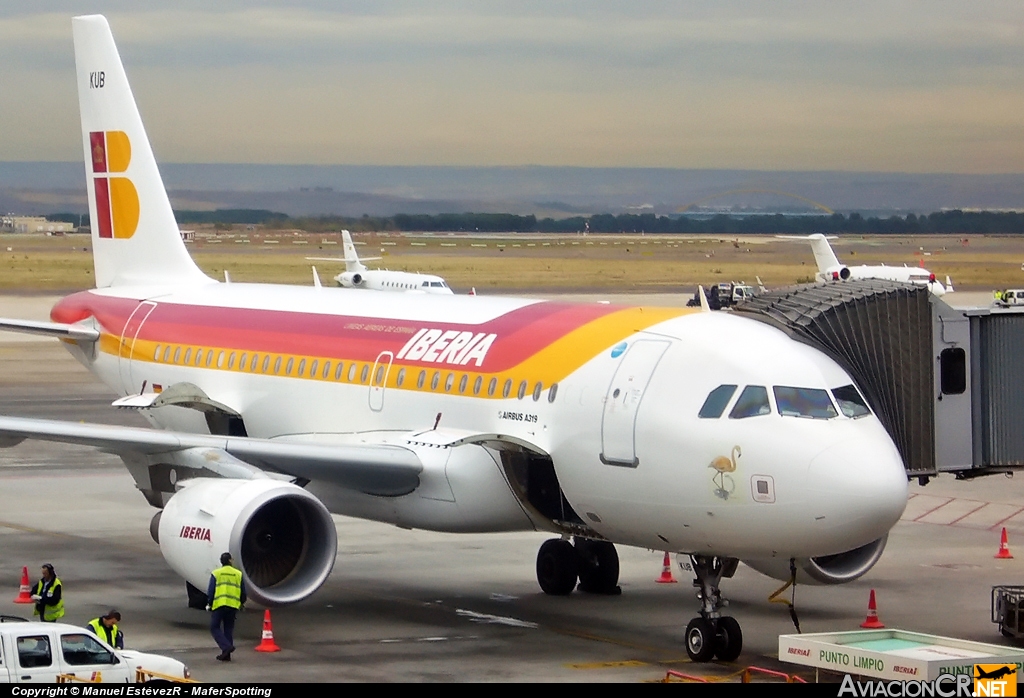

{"left": 118, "top": 301, "right": 157, "bottom": 394}
{"left": 369, "top": 350, "right": 394, "bottom": 411}
{"left": 600, "top": 339, "right": 671, "bottom": 467}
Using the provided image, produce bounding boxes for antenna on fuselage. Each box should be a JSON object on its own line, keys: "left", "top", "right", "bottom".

{"left": 312, "top": 266, "right": 322, "bottom": 289}
{"left": 224, "top": 270, "right": 231, "bottom": 283}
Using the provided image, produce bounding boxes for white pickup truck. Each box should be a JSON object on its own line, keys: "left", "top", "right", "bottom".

{"left": 0, "top": 617, "right": 191, "bottom": 683}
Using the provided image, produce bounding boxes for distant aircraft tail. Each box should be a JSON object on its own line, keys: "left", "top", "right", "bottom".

{"left": 342, "top": 230, "right": 367, "bottom": 273}
{"left": 778, "top": 234, "right": 842, "bottom": 274}
{"left": 73, "top": 15, "right": 212, "bottom": 288}
{"left": 804, "top": 234, "right": 843, "bottom": 273}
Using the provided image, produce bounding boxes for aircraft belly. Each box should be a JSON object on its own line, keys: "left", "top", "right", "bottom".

{"left": 304, "top": 442, "right": 535, "bottom": 534}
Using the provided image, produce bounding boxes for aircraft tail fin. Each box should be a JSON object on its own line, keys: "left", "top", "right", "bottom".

{"left": 73, "top": 15, "right": 212, "bottom": 288}
{"left": 342, "top": 230, "right": 367, "bottom": 273}
{"left": 804, "top": 234, "right": 842, "bottom": 273}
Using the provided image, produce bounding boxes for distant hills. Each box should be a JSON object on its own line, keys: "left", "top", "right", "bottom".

{"left": 1, "top": 162, "right": 1023, "bottom": 218}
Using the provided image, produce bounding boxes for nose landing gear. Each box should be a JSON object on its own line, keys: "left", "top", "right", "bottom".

{"left": 536, "top": 537, "right": 621, "bottom": 596}
{"left": 685, "top": 555, "right": 743, "bottom": 662}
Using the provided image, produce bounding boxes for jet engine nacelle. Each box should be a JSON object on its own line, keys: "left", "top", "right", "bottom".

{"left": 338, "top": 272, "right": 364, "bottom": 288}
{"left": 823, "top": 266, "right": 851, "bottom": 281}
{"left": 742, "top": 536, "right": 887, "bottom": 585}
{"left": 156, "top": 478, "right": 337, "bottom": 606}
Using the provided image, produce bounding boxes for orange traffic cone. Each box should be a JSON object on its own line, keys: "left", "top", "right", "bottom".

{"left": 860, "top": 589, "right": 885, "bottom": 629}
{"left": 13, "top": 566, "right": 33, "bottom": 604}
{"left": 996, "top": 528, "right": 1014, "bottom": 559}
{"left": 656, "top": 552, "right": 677, "bottom": 584}
{"left": 255, "top": 609, "right": 281, "bottom": 652}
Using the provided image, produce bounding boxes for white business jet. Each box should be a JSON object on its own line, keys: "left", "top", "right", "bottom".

{"left": 781, "top": 234, "right": 950, "bottom": 295}
{"left": 308, "top": 230, "right": 453, "bottom": 293}
{"left": 0, "top": 16, "right": 907, "bottom": 663}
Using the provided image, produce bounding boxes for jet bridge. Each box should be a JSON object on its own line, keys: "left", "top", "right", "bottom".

{"left": 733, "top": 279, "right": 1024, "bottom": 480}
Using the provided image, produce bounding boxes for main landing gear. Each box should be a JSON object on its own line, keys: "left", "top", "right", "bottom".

{"left": 536, "top": 537, "right": 621, "bottom": 596}
{"left": 684, "top": 555, "right": 742, "bottom": 662}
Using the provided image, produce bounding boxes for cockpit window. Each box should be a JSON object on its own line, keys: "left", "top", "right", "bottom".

{"left": 729, "top": 386, "right": 770, "bottom": 419}
{"left": 698, "top": 384, "right": 737, "bottom": 419}
{"left": 832, "top": 384, "right": 871, "bottom": 418}
{"left": 774, "top": 386, "right": 838, "bottom": 419}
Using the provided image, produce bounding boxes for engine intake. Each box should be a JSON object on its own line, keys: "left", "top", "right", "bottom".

{"left": 742, "top": 536, "right": 887, "bottom": 585}
{"left": 158, "top": 478, "right": 337, "bottom": 606}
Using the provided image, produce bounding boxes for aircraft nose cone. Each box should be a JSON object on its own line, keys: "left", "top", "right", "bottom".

{"left": 808, "top": 436, "right": 908, "bottom": 543}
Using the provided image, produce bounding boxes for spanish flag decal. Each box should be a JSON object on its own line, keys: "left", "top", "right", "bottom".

{"left": 90, "top": 130, "right": 139, "bottom": 239}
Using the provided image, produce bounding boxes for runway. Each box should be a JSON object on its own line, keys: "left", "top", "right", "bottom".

{"left": 2, "top": 295, "right": 1024, "bottom": 682}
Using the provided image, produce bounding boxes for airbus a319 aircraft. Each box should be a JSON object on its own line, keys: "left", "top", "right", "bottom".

{"left": 782, "top": 233, "right": 951, "bottom": 295}
{"left": 308, "top": 230, "right": 453, "bottom": 294}
{"left": 0, "top": 16, "right": 908, "bottom": 663}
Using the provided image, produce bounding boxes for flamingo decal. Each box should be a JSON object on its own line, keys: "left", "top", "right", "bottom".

{"left": 709, "top": 445, "right": 741, "bottom": 500}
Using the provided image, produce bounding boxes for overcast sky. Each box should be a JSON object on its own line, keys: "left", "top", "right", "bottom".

{"left": 1, "top": 1, "right": 1023, "bottom": 173}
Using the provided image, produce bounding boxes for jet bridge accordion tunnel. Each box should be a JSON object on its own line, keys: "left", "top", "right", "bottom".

{"left": 733, "top": 279, "right": 1024, "bottom": 480}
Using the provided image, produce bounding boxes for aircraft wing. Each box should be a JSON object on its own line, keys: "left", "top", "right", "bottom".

{"left": 0, "top": 415, "right": 422, "bottom": 496}
{"left": 0, "top": 318, "right": 100, "bottom": 342}
{"left": 305, "top": 256, "right": 383, "bottom": 263}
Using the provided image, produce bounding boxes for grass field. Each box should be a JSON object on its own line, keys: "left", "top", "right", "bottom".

{"left": 1, "top": 229, "right": 1022, "bottom": 293}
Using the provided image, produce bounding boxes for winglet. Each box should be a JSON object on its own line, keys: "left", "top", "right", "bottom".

{"left": 698, "top": 285, "right": 711, "bottom": 312}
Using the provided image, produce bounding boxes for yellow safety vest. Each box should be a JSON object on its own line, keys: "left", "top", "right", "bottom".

{"left": 87, "top": 618, "right": 119, "bottom": 647}
{"left": 211, "top": 566, "right": 243, "bottom": 610}
{"left": 32, "top": 577, "right": 65, "bottom": 621}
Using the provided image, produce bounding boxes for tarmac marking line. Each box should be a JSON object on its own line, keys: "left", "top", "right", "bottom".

{"left": 567, "top": 660, "right": 650, "bottom": 670}
{"left": 910, "top": 497, "right": 956, "bottom": 521}
{"left": 990, "top": 506, "right": 1024, "bottom": 529}
{"left": 548, "top": 626, "right": 685, "bottom": 656}
{"left": 919, "top": 498, "right": 989, "bottom": 525}
{"left": 946, "top": 502, "right": 989, "bottom": 525}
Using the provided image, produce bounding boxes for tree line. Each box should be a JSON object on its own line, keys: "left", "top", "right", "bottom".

{"left": 48, "top": 209, "right": 1024, "bottom": 235}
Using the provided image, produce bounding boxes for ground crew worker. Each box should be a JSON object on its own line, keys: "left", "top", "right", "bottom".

{"left": 86, "top": 610, "right": 123, "bottom": 649}
{"left": 207, "top": 552, "right": 246, "bottom": 661}
{"left": 31, "top": 564, "right": 64, "bottom": 622}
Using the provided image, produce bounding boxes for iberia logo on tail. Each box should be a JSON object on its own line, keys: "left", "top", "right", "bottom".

{"left": 90, "top": 130, "right": 139, "bottom": 239}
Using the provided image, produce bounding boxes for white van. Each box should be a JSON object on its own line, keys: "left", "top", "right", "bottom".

{"left": 0, "top": 619, "right": 190, "bottom": 683}
{"left": 995, "top": 289, "right": 1024, "bottom": 307}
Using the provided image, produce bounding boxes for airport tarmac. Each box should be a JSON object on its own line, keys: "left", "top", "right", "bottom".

{"left": 3, "top": 294, "right": 1024, "bottom": 683}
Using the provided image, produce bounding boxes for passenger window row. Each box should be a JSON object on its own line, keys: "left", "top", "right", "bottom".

{"left": 148, "top": 343, "right": 559, "bottom": 402}
{"left": 698, "top": 383, "right": 870, "bottom": 420}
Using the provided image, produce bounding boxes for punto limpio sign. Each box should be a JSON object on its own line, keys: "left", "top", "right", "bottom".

{"left": 779, "top": 630, "right": 1024, "bottom": 682}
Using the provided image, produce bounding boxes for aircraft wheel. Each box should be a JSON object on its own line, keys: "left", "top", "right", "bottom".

{"left": 684, "top": 617, "right": 717, "bottom": 663}
{"left": 536, "top": 539, "right": 578, "bottom": 595}
{"left": 714, "top": 616, "right": 743, "bottom": 662}
{"left": 576, "top": 539, "right": 620, "bottom": 595}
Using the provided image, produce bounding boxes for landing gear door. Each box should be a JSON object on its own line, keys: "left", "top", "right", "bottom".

{"left": 600, "top": 339, "right": 671, "bottom": 467}
{"left": 369, "top": 351, "right": 394, "bottom": 412}
{"left": 118, "top": 301, "right": 157, "bottom": 394}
